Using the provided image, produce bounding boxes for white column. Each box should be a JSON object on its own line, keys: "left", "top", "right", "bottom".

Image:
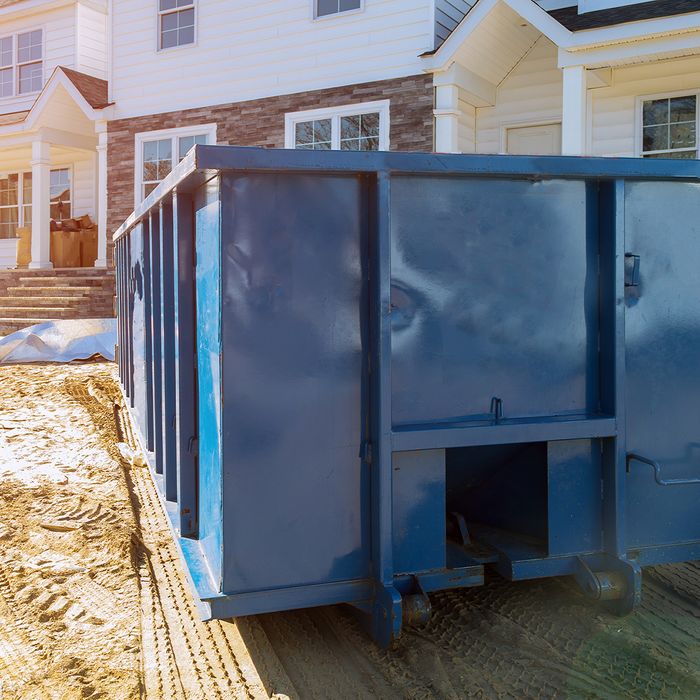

{"left": 434, "top": 84, "right": 460, "bottom": 153}
{"left": 95, "top": 126, "right": 108, "bottom": 268}
{"left": 561, "top": 65, "right": 587, "bottom": 156}
{"left": 29, "top": 139, "right": 52, "bottom": 270}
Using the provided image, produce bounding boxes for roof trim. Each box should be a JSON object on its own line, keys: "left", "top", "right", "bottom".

{"left": 422, "top": 0, "right": 700, "bottom": 71}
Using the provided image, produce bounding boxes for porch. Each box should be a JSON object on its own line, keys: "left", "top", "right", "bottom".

{"left": 0, "top": 67, "right": 110, "bottom": 271}
{"left": 426, "top": 0, "right": 700, "bottom": 159}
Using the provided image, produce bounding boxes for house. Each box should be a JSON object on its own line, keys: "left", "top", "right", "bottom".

{"left": 0, "top": 0, "right": 110, "bottom": 269}
{"left": 2, "top": 0, "right": 700, "bottom": 277}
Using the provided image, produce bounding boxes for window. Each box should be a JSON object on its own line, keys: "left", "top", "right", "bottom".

{"left": 49, "top": 169, "right": 71, "bottom": 220}
{"left": 642, "top": 95, "right": 697, "bottom": 159}
{"left": 0, "top": 174, "right": 18, "bottom": 239}
{"left": 315, "top": 0, "right": 362, "bottom": 18}
{"left": 17, "top": 30, "right": 42, "bottom": 94}
{"left": 0, "top": 30, "right": 43, "bottom": 98}
{"left": 0, "top": 168, "right": 67, "bottom": 239}
{"left": 285, "top": 101, "right": 389, "bottom": 151}
{"left": 135, "top": 125, "right": 215, "bottom": 203}
{"left": 0, "top": 37, "right": 12, "bottom": 98}
{"left": 159, "top": 0, "right": 195, "bottom": 50}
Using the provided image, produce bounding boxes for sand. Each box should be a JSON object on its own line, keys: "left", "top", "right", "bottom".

{"left": 2, "top": 362, "right": 700, "bottom": 699}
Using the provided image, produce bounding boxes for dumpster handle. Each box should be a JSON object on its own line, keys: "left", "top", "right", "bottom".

{"left": 626, "top": 453, "right": 700, "bottom": 486}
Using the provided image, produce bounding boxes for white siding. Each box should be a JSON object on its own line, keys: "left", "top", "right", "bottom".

{"left": 591, "top": 55, "right": 700, "bottom": 157}
{"left": 75, "top": 3, "right": 107, "bottom": 79}
{"left": 111, "top": 0, "right": 434, "bottom": 119}
{"left": 475, "top": 36, "right": 562, "bottom": 153}
{"left": 457, "top": 96, "right": 475, "bottom": 152}
{"left": 0, "top": 5, "right": 75, "bottom": 115}
{"left": 70, "top": 151, "right": 96, "bottom": 218}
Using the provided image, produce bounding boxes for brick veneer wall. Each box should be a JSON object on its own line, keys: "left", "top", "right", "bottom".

{"left": 107, "top": 74, "right": 434, "bottom": 254}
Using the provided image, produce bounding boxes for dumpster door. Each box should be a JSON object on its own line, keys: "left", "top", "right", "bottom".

{"left": 625, "top": 181, "right": 700, "bottom": 551}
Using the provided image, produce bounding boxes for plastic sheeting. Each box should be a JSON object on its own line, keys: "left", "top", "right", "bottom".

{"left": 0, "top": 319, "right": 116, "bottom": 364}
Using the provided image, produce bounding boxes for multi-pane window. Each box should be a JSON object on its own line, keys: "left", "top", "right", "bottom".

{"left": 0, "top": 37, "right": 12, "bottom": 98}
{"left": 0, "top": 169, "right": 66, "bottom": 239}
{"left": 17, "top": 30, "right": 42, "bottom": 94}
{"left": 49, "top": 169, "right": 71, "bottom": 220}
{"left": 287, "top": 102, "right": 388, "bottom": 152}
{"left": 22, "top": 172, "right": 31, "bottom": 226}
{"left": 142, "top": 139, "right": 172, "bottom": 198}
{"left": 642, "top": 95, "right": 697, "bottom": 159}
{"left": 178, "top": 133, "right": 208, "bottom": 160}
{"left": 295, "top": 119, "right": 332, "bottom": 150}
{"left": 159, "top": 0, "right": 195, "bottom": 50}
{"left": 316, "top": 0, "right": 362, "bottom": 18}
{"left": 339, "top": 113, "right": 379, "bottom": 151}
{"left": 139, "top": 131, "right": 210, "bottom": 200}
{"left": 0, "top": 30, "right": 43, "bottom": 98}
{"left": 0, "top": 174, "right": 18, "bottom": 239}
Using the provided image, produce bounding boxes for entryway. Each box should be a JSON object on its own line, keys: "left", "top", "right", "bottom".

{"left": 505, "top": 123, "right": 562, "bottom": 156}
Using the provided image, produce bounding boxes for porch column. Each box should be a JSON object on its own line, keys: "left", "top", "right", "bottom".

{"left": 29, "top": 139, "right": 52, "bottom": 270}
{"left": 434, "top": 84, "right": 460, "bottom": 153}
{"left": 95, "top": 126, "right": 108, "bottom": 268}
{"left": 561, "top": 65, "right": 587, "bottom": 156}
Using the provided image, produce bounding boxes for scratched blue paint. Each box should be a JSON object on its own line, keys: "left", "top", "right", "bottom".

{"left": 113, "top": 147, "right": 700, "bottom": 646}
{"left": 194, "top": 176, "right": 224, "bottom": 588}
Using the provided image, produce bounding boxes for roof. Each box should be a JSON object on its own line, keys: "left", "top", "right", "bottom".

{"left": 59, "top": 67, "right": 111, "bottom": 109}
{"left": 0, "top": 110, "right": 28, "bottom": 126}
{"left": 0, "top": 0, "right": 25, "bottom": 6}
{"left": 549, "top": 0, "right": 700, "bottom": 31}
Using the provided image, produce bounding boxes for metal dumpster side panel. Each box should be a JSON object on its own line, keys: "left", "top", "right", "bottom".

{"left": 128, "top": 223, "right": 150, "bottom": 440}
{"left": 195, "top": 177, "right": 224, "bottom": 587}
{"left": 389, "top": 176, "right": 599, "bottom": 428}
{"left": 112, "top": 148, "right": 700, "bottom": 644}
{"left": 219, "top": 172, "right": 371, "bottom": 594}
{"left": 625, "top": 181, "right": 700, "bottom": 549}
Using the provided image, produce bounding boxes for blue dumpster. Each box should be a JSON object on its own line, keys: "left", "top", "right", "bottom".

{"left": 115, "top": 146, "right": 700, "bottom": 647}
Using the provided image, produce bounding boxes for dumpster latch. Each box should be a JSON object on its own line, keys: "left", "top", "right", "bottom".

{"left": 361, "top": 441, "right": 373, "bottom": 466}
{"left": 626, "top": 453, "right": 700, "bottom": 486}
{"left": 624, "top": 254, "right": 641, "bottom": 287}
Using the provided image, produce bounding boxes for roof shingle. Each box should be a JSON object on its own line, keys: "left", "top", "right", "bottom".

{"left": 59, "top": 67, "right": 111, "bottom": 109}
{"left": 549, "top": 0, "right": 700, "bottom": 31}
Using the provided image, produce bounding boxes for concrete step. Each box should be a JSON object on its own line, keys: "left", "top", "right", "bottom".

{"left": 0, "top": 296, "right": 91, "bottom": 308}
{"left": 17, "top": 276, "right": 113, "bottom": 287}
{"left": 0, "top": 306, "right": 77, "bottom": 319}
{"left": 7, "top": 286, "right": 94, "bottom": 296}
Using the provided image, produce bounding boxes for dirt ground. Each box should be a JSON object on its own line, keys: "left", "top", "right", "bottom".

{"left": 2, "top": 363, "right": 700, "bottom": 699}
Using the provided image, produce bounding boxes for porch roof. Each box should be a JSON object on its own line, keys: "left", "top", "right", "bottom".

{"left": 59, "top": 67, "right": 111, "bottom": 110}
{"left": 423, "top": 0, "right": 700, "bottom": 73}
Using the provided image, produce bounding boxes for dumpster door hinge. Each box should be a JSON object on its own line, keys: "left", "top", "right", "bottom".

{"left": 187, "top": 436, "right": 198, "bottom": 457}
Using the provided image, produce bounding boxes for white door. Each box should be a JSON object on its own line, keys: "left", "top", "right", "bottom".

{"left": 506, "top": 123, "right": 562, "bottom": 156}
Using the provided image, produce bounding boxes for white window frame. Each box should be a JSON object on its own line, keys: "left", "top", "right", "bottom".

{"left": 313, "top": 0, "right": 364, "bottom": 21}
{"left": 134, "top": 123, "right": 217, "bottom": 206}
{"left": 157, "top": 0, "right": 196, "bottom": 52}
{"left": 0, "top": 164, "right": 72, "bottom": 238}
{"left": 284, "top": 100, "right": 390, "bottom": 151}
{"left": 0, "top": 27, "right": 44, "bottom": 100}
{"left": 635, "top": 89, "right": 700, "bottom": 159}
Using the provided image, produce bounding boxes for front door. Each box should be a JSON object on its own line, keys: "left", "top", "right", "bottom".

{"left": 506, "top": 123, "right": 562, "bottom": 156}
